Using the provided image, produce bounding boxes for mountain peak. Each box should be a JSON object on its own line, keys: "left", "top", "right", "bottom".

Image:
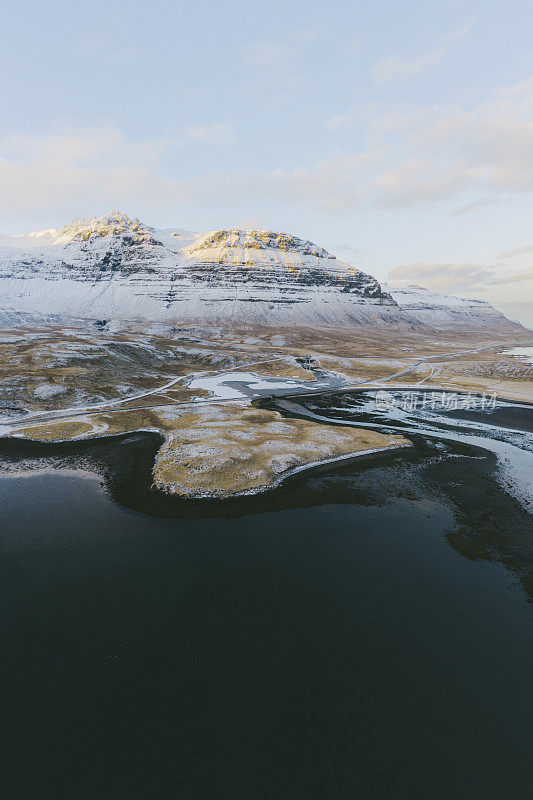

{"left": 187, "top": 229, "right": 336, "bottom": 260}
{"left": 55, "top": 210, "right": 159, "bottom": 246}
{"left": 7, "top": 211, "right": 523, "bottom": 332}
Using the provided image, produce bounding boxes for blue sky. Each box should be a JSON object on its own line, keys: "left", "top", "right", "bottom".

{"left": 1, "top": 0, "right": 532, "bottom": 323}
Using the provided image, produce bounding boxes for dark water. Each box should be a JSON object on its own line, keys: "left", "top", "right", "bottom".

{"left": 1, "top": 433, "right": 533, "bottom": 800}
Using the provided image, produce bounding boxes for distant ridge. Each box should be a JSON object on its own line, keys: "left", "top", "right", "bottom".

{"left": 383, "top": 284, "right": 528, "bottom": 334}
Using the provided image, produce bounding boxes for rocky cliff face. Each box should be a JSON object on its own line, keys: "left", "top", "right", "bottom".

{"left": 0, "top": 211, "right": 413, "bottom": 328}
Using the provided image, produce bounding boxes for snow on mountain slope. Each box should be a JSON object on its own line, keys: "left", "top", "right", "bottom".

{"left": 0, "top": 229, "right": 60, "bottom": 249}
{"left": 0, "top": 211, "right": 422, "bottom": 329}
{"left": 2, "top": 211, "right": 522, "bottom": 334}
{"left": 383, "top": 284, "right": 527, "bottom": 333}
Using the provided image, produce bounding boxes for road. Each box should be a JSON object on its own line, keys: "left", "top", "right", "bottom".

{"left": 2, "top": 341, "right": 522, "bottom": 432}
{"left": 2, "top": 356, "right": 291, "bottom": 428}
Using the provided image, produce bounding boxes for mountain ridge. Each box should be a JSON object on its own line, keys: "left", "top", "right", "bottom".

{"left": 383, "top": 283, "right": 527, "bottom": 333}
{"left": 0, "top": 210, "right": 406, "bottom": 328}
{"left": 0, "top": 211, "right": 526, "bottom": 334}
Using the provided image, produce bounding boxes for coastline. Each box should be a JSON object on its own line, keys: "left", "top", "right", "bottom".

{"left": 2, "top": 381, "right": 532, "bottom": 500}
{"left": 0, "top": 430, "right": 413, "bottom": 500}
{"left": 1, "top": 421, "right": 532, "bottom": 604}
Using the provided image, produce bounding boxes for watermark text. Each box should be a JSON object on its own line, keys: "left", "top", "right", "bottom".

{"left": 375, "top": 390, "right": 497, "bottom": 412}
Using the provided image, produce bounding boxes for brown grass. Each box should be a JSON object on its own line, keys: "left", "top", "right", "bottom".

{"left": 13, "top": 420, "right": 94, "bottom": 441}
{"left": 153, "top": 402, "right": 409, "bottom": 497}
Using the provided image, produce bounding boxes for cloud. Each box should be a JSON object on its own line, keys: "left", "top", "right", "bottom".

{"left": 322, "top": 110, "right": 359, "bottom": 131}
{"left": 0, "top": 124, "right": 236, "bottom": 216}
{"left": 182, "top": 123, "right": 234, "bottom": 146}
{"left": 250, "top": 151, "right": 385, "bottom": 210}
{"left": 0, "top": 156, "right": 185, "bottom": 217}
{"left": 0, "top": 124, "right": 381, "bottom": 218}
{"left": 178, "top": 150, "right": 385, "bottom": 212}
{"left": 2, "top": 72, "right": 533, "bottom": 222}
{"left": 368, "top": 76, "right": 533, "bottom": 205}
{"left": 387, "top": 260, "right": 533, "bottom": 293}
{"left": 369, "top": 158, "right": 476, "bottom": 206}
{"left": 319, "top": 74, "right": 533, "bottom": 208}
{"left": 246, "top": 41, "right": 294, "bottom": 77}
{"left": 0, "top": 127, "right": 171, "bottom": 166}
{"left": 0, "top": 122, "right": 381, "bottom": 218}
{"left": 503, "top": 266, "right": 533, "bottom": 283}
{"left": 294, "top": 26, "right": 321, "bottom": 41}
{"left": 497, "top": 244, "right": 533, "bottom": 261}
{"left": 449, "top": 198, "right": 497, "bottom": 216}
{"left": 387, "top": 261, "right": 496, "bottom": 291}
{"left": 0, "top": 122, "right": 233, "bottom": 166}
{"left": 406, "top": 88, "right": 533, "bottom": 196}
{"left": 372, "top": 19, "right": 477, "bottom": 85}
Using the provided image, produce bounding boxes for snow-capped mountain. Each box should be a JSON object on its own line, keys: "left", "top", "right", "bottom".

{"left": 383, "top": 284, "right": 526, "bottom": 333}
{"left": 0, "top": 211, "right": 524, "bottom": 334}
{"left": 0, "top": 211, "right": 419, "bottom": 328}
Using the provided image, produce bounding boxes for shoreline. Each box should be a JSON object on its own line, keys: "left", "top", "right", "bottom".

{"left": 0, "top": 430, "right": 413, "bottom": 500}
{"left": 2, "top": 423, "right": 532, "bottom": 604}
{"left": 1, "top": 384, "right": 531, "bottom": 501}
{"left": 165, "top": 441, "right": 415, "bottom": 499}
{"left": 266, "top": 394, "right": 533, "bottom": 515}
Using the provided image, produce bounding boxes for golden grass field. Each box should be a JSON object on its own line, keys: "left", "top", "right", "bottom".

{"left": 2, "top": 320, "right": 531, "bottom": 496}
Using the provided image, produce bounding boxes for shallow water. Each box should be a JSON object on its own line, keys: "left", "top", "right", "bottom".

{"left": 1, "top": 434, "right": 533, "bottom": 799}
{"left": 272, "top": 390, "right": 533, "bottom": 513}
{"left": 503, "top": 345, "right": 533, "bottom": 363}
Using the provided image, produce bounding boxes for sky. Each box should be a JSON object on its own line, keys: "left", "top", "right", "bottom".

{"left": 1, "top": 0, "right": 532, "bottom": 325}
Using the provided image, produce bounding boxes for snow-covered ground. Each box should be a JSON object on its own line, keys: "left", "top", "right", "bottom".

{"left": 383, "top": 283, "right": 525, "bottom": 333}
{"left": 503, "top": 346, "right": 533, "bottom": 364}
{"left": 187, "top": 370, "right": 337, "bottom": 399}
